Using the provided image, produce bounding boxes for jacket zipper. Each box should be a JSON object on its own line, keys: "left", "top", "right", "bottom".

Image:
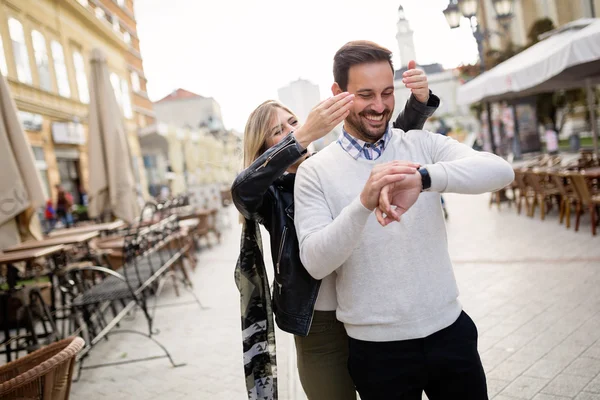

{"left": 258, "top": 141, "right": 295, "bottom": 169}
{"left": 276, "top": 226, "right": 287, "bottom": 275}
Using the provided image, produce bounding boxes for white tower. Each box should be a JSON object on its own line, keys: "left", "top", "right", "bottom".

{"left": 395, "top": 4, "right": 417, "bottom": 67}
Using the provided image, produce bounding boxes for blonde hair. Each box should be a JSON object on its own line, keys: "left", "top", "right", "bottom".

{"left": 242, "top": 100, "right": 297, "bottom": 170}
{"left": 238, "top": 100, "right": 297, "bottom": 224}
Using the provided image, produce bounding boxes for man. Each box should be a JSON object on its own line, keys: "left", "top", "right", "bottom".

{"left": 293, "top": 41, "right": 514, "bottom": 399}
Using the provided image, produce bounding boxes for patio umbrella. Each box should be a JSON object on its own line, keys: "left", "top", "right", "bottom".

{"left": 87, "top": 48, "right": 139, "bottom": 223}
{"left": 457, "top": 18, "right": 600, "bottom": 154}
{"left": 0, "top": 74, "right": 44, "bottom": 250}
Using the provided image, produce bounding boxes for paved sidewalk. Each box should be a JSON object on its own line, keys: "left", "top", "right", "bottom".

{"left": 70, "top": 194, "right": 600, "bottom": 399}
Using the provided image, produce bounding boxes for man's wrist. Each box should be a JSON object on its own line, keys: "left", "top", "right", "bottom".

{"left": 359, "top": 193, "right": 373, "bottom": 211}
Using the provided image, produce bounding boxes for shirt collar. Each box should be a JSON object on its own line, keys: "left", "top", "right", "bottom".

{"left": 337, "top": 125, "right": 392, "bottom": 160}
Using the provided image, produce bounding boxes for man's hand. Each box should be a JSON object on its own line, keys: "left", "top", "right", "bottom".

{"left": 402, "top": 60, "right": 429, "bottom": 104}
{"left": 360, "top": 161, "right": 420, "bottom": 211}
{"left": 375, "top": 172, "right": 422, "bottom": 226}
{"left": 294, "top": 92, "right": 354, "bottom": 149}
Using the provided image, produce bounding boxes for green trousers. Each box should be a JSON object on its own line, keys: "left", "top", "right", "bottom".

{"left": 294, "top": 311, "right": 357, "bottom": 400}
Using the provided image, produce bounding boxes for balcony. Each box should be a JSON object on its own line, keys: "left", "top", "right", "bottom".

{"left": 63, "top": 0, "right": 129, "bottom": 52}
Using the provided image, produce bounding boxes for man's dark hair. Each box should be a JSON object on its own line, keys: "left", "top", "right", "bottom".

{"left": 333, "top": 40, "right": 394, "bottom": 91}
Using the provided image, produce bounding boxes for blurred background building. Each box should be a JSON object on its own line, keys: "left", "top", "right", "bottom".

{"left": 0, "top": 0, "right": 154, "bottom": 205}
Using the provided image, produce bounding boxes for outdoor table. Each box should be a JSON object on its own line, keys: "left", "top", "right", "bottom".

{"left": 47, "top": 220, "right": 126, "bottom": 238}
{"left": 0, "top": 245, "right": 65, "bottom": 363}
{"left": 0, "top": 246, "right": 66, "bottom": 286}
{"left": 3, "top": 232, "right": 99, "bottom": 253}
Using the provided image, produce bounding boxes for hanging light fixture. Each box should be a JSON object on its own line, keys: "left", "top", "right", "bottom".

{"left": 443, "top": 0, "right": 462, "bottom": 29}
{"left": 492, "top": 0, "right": 515, "bottom": 21}
{"left": 458, "top": 0, "right": 479, "bottom": 19}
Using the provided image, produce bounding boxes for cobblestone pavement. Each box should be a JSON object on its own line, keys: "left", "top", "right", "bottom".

{"left": 71, "top": 193, "right": 600, "bottom": 399}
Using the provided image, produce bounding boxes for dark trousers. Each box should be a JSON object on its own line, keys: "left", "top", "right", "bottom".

{"left": 347, "top": 311, "right": 488, "bottom": 400}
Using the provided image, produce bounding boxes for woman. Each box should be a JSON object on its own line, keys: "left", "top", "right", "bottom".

{"left": 232, "top": 70, "right": 439, "bottom": 400}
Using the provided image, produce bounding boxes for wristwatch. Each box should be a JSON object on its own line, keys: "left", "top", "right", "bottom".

{"left": 418, "top": 167, "right": 431, "bottom": 192}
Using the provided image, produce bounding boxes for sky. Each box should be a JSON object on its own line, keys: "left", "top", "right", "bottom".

{"left": 134, "top": 0, "right": 480, "bottom": 132}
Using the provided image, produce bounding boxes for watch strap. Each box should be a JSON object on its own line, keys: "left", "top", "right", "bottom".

{"left": 418, "top": 167, "right": 431, "bottom": 192}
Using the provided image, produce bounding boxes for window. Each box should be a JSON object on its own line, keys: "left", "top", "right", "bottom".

{"left": 112, "top": 16, "right": 120, "bottom": 33}
{"left": 117, "top": 0, "right": 126, "bottom": 7}
{"left": 31, "top": 30, "right": 52, "bottom": 91}
{"left": 77, "top": 0, "right": 88, "bottom": 6}
{"left": 95, "top": 7, "right": 105, "bottom": 20}
{"left": 110, "top": 73, "right": 132, "bottom": 118}
{"left": 143, "top": 154, "right": 157, "bottom": 168}
{"left": 72, "top": 51, "right": 89, "bottom": 103}
{"left": 0, "top": 35, "right": 7, "bottom": 76}
{"left": 110, "top": 72, "right": 122, "bottom": 107}
{"left": 32, "top": 146, "right": 50, "bottom": 199}
{"left": 123, "top": 31, "right": 131, "bottom": 45}
{"left": 130, "top": 71, "right": 140, "bottom": 92}
{"left": 8, "top": 18, "right": 32, "bottom": 84}
{"left": 120, "top": 78, "right": 133, "bottom": 119}
{"left": 51, "top": 41, "right": 70, "bottom": 97}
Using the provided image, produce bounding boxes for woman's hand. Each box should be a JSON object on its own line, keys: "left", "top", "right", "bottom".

{"left": 401, "top": 60, "right": 429, "bottom": 104}
{"left": 294, "top": 92, "right": 354, "bottom": 149}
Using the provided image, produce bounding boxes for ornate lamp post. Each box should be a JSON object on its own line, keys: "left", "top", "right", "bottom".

{"left": 443, "top": 0, "right": 516, "bottom": 155}
{"left": 443, "top": 0, "right": 515, "bottom": 73}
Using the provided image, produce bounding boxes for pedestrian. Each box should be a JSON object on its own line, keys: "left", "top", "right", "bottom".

{"left": 232, "top": 61, "right": 439, "bottom": 399}
{"left": 294, "top": 40, "right": 515, "bottom": 400}
{"left": 545, "top": 123, "right": 559, "bottom": 155}
{"left": 55, "top": 185, "right": 73, "bottom": 228}
{"left": 44, "top": 199, "right": 56, "bottom": 233}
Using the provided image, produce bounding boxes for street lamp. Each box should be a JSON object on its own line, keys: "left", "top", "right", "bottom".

{"left": 444, "top": 0, "right": 515, "bottom": 72}
{"left": 443, "top": 1, "right": 461, "bottom": 29}
{"left": 458, "top": 0, "right": 478, "bottom": 18}
{"left": 492, "top": 0, "right": 515, "bottom": 18}
{"left": 492, "top": 0, "right": 515, "bottom": 31}
{"left": 444, "top": 0, "right": 515, "bottom": 155}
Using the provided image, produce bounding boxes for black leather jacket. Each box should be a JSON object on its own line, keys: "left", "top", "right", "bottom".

{"left": 232, "top": 93, "right": 440, "bottom": 336}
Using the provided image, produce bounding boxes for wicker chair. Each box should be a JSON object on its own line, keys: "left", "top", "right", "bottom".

{"left": 514, "top": 169, "right": 536, "bottom": 215}
{"left": 0, "top": 336, "right": 84, "bottom": 399}
{"left": 526, "top": 169, "right": 561, "bottom": 219}
{"left": 569, "top": 173, "right": 600, "bottom": 236}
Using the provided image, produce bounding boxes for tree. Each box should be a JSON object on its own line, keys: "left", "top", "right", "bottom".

{"left": 527, "top": 18, "right": 555, "bottom": 44}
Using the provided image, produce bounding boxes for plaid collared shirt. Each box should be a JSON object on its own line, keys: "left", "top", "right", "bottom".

{"left": 337, "top": 126, "right": 392, "bottom": 160}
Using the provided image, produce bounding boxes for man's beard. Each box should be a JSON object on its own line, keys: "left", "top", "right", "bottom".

{"left": 345, "top": 108, "right": 392, "bottom": 142}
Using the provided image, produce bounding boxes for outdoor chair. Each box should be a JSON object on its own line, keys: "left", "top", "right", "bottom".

{"left": 0, "top": 336, "right": 84, "bottom": 399}
{"left": 513, "top": 169, "right": 535, "bottom": 215}
{"left": 525, "top": 169, "right": 561, "bottom": 220}
{"left": 569, "top": 173, "right": 600, "bottom": 236}
{"left": 550, "top": 171, "right": 580, "bottom": 229}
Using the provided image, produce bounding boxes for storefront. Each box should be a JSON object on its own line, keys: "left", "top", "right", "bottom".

{"left": 50, "top": 120, "right": 87, "bottom": 206}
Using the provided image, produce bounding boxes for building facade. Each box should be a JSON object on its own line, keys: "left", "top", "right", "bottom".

{"left": 476, "top": 0, "right": 599, "bottom": 53}
{"left": 140, "top": 88, "right": 240, "bottom": 197}
{"left": 0, "top": 0, "right": 154, "bottom": 207}
{"left": 473, "top": 0, "right": 599, "bottom": 139}
{"left": 153, "top": 88, "right": 224, "bottom": 131}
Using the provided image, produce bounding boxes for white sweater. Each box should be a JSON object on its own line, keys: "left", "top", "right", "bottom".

{"left": 294, "top": 129, "right": 514, "bottom": 342}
